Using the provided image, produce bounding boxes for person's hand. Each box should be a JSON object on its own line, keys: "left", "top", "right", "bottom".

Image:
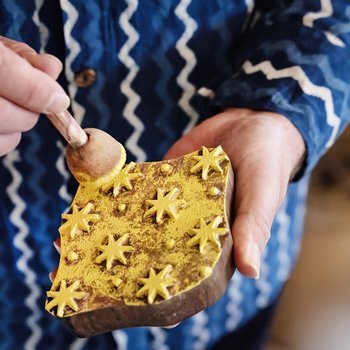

{"left": 164, "top": 108, "right": 305, "bottom": 278}
{"left": 0, "top": 36, "right": 70, "bottom": 156}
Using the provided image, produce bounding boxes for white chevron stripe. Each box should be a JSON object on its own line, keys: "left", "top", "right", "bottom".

{"left": 191, "top": 311, "right": 210, "bottom": 350}
{"left": 303, "top": 0, "right": 332, "bottom": 27}
{"left": 56, "top": 140, "right": 72, "bottom": 204}
{"left": 69, "top": 338, "right": 88, "bottom": 350}
{"left": 148, "top": 328, "right": 169, "bottom": 350}
{"left": 32, "top": 0, "right": 49, "bottom": 52}
{"left": 118, "top": 0, "right": 146, "bottom": 162}
{"left": 255, "top": 246, "right": 272, "bottom": 308}
{"left": 324, "top": 31, "right": 346, "bottom": 47}
{"left": 175, "top": 0, "right": 199, "bottom": 135}
{"left": 243, "top": 60, "right": 341, "bottom": 148}
{"left": 111, "top": 330, "right": 128, "bottom": 350}
{"left": 303, "top": 1, "right": 345, "bottom": 47}
{"left": 275, "top": 199, "right": 291, "bottom": 282}
{"left": 225, "top": 273, "right": 243, "bottom": 331}
{"left": 3, "top": 151, "right": 42, "bottom": 350}
{"left": 244, "top": 0, "right": 254, "bottom": 14}
{"left": 59, "top": 0, "right": 86, "bottom": 125}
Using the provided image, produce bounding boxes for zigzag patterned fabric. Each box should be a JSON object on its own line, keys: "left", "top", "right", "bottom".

{"left": 0, "top": 1, "right": 349, "bottom": 349}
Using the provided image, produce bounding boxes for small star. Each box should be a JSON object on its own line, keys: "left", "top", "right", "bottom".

{"left": 190, "top": 146, "right": 228, "bottom": 180}
{"left": 187, "top": 216, "right": 228, "bottom": 254}
{"left": 95, "top": 234, "right": 134, "bottom": 270}
{"left": 45, "top": 280, "right": 86, "bottom": 317}
{"left": 102, "top": 162, "right": 143, "bottom": 196}
{"left": 136, "top": 265, "right": 173, "bottom": 304}
{"left": 144, "top": 188, "right": 185, "bottom": 223}
{"left": 59, "top": 203, "right": 99, "bottom": 238}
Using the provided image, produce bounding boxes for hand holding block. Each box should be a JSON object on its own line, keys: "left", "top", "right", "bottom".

{"left": 45, "top": 129, "right": 235, "bottom": 337}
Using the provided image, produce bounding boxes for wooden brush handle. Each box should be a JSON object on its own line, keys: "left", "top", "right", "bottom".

{"left": 47, "top": 111, "right": 88, "bottom": 148}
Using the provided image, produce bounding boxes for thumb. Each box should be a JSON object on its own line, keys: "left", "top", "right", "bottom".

{"left": 232, "top": 158, "right": 288, "bottom": 279}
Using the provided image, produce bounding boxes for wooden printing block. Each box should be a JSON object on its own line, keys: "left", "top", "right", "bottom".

{"left": 45, "top": 128, "right": 235, "bottom": 337}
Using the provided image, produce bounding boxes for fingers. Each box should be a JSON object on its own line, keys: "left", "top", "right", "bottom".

{"left": 0, "top": 96, "right": 40, "bottom": 133}
{"left": 0, "top": 36, "right": 63, "bottom": 79}
{"left": 164, "top": 109, "right": 303, "bottom": 279}
{"left": 0, "top": 133, "right": 21, "bottom": 156}
{"left": 26, "top": 54, "right": 63, "bottom": 80}
{"left": 0, "top": 42, "right": 69, "bottom": 114}
{"left": 0, "top": 38, "right": 68, "bottom": 156}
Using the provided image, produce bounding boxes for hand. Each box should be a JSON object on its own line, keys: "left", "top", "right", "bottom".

{"left": 0, "top": 36, "right": 70, "bottom": 156}
{"left": 164, "top": 108, "right": 305, "bottom": 278}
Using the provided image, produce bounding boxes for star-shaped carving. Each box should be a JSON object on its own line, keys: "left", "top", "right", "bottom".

{"left": 102, "top": 162, "right": 143, "bottom": 196}
{"left": 187, "top": 216, "right": 228, "bottom": 254}
{"left": 45, "top": 280, "right": 86, "bottom": 317}
{"left": 59, "top": 203, "right": 99, "bottom": 238}
{"left": 95, "top": 234, "right": 134, "bottom": 270}
{"left": 136, "top": 265, "right": 173, "bottom": 304}
{"left": 190, "top": 146, "right": 228, "bottom": 180}
{"left": 144, "top": 188, "right": 186, "bottom": 223}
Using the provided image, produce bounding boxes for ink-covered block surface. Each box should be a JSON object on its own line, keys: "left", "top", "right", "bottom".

{"left": 45, "top": 145, "right": 235, "bottom": 337}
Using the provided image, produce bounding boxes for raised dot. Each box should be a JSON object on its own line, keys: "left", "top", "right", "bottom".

{"left": 199, "top": 266, "right": 213, "bottom": 278}
{"left": 208, "top": 187, "right": 220, "bottom": 196}
{"left": 165, "top": 239, "right": 175, "bottom": 249}
{"left": 160, "top": 163, "right": 172, "bottom": 174}
{"left": 113, "top": 278, "right": 123, "bottom": 288}
{"left": 67, "top": 251, "right": 78, "bottom": 262}
{"left": 118, "top": 203, "right": 126, "bottom": 212}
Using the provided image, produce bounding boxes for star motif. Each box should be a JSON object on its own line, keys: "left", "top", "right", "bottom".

{"left": 59, "top": 203, "right": 99, "bottom": 238}
{"left": 102, "top": 162, "right": 143, "bottom": 196}
{"left": 144, "top": 188, "right": 186, "bottom": 223}
{"left": 95, "top": 234, "right": 134, "bottom": 270}
{"left": 45, "top": 280, "right": 86, "bottom": 317}
{"left": 190, "top": 146, "right": 228, "bottom": 180}
{"left": 136, "top": 265, "right": 173, "bottom": 304}
{"left": 187, "top": 216, "right": 228, "bottom": 254}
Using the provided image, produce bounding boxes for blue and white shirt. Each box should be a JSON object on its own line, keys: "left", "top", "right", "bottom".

{"left": 0, "top": 1, "right": 349, "bottom": 349}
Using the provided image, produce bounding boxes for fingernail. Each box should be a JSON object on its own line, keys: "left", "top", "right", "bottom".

{"left": 42, "top": 53, "right": 63, "bottom": 73}
{"left": 46, "top": 54, "right": 63, "bottom": 67}
{"left": 43, "top": 92, "right": 70, "bottom": 113}
{"left": 163, "top": 323, "right": 180, "bottom": 329}
{"left": 248, "top": 243, "right": 261, "bottom": 279}
{"left": 49, "top": 269, "right": 57, "bottom": 282}
{"left": 53, "top": 239, "right": 61, "bottom": 254}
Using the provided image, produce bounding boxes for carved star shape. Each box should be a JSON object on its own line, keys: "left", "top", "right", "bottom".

{"left": 59, "top": 203, "right": 99, "bottom": 238}
{"left": 95, "top": 234, "right": 134, "bottom": 270}
{"left": 187, "top": 216, "right": 228, "bottom": 254}
{"left": 190, "top": 146, "right": 228, "bottom": 180}
{"left": 45, "top": 280, "right": 86, "bottom": 317}
{"left": 144, "top": 188, "right": 186, "bottom": 223}
{"left": 102, "top": 162, "right": 143, "bottom": 196}
{"left": 136, "top": 265, "right": 173, "bottom": 304}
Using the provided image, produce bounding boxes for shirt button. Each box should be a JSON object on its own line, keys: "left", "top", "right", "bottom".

{"left": 74, "top": 68, "right": 97, "bottom": 88}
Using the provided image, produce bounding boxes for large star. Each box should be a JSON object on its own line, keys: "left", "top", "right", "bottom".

{"left": 190, "top": 146, "right": 228, "bottom": 180}
{"left": 187, "top": 216, "right": 228, "bottom": 254}
{"left": 102, "top": 162, "right": 143, "bottom": 196}
{"left": 95, "top": 234, "right": 134, "bottom": 270}
{"left": 59, "top": 203, "right": 99, "bottom": 238}
{"left": 136, "top": 265, "right": 173, "bottom": 304}
{"left": 45, "top": 280, "right": 86, "bottom": 317}
{"left": 144, "top": 188, "right": 185, "bottom": 223}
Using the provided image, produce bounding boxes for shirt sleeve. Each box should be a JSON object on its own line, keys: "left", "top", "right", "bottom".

{"left": 213, "top": 0, "right": 350, "bottom": 176}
